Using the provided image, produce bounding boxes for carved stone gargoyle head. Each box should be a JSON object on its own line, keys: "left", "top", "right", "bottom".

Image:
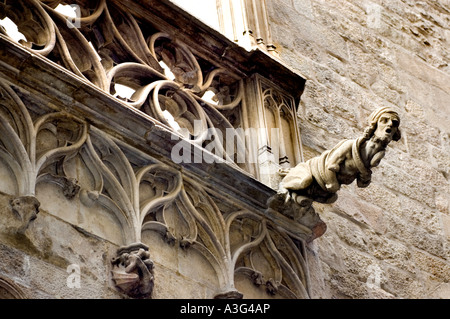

{"left": 111, "top": 243, "right": 155, "bottom": 299}
{"left": 9, "top": 196, "right": 41, "bottom": 232}
{"left": 269, "top": 107, "right": 401, "bottom": 240}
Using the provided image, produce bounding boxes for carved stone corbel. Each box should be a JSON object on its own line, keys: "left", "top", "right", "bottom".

{"left": 266, "top": 189, "right": 327, "bottom": 241}
{"left": 9, "top": 196, "right": 41, "bottom": 233}
{"left": 111, "top": 243, "right": 155, "bottom": 299}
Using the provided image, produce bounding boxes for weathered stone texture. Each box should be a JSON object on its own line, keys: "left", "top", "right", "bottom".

{"left": 0, "top": 0, "right": 448, "bottom": 300}
{"left": 269, "top": 0, "right": 450, "bottom": 298}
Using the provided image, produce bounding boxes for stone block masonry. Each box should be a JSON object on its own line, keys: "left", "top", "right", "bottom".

{"left": 268, "top": 0, "right": 450, "bottom": 298}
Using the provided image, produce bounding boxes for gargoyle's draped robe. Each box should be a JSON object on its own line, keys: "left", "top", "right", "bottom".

{"left": 281, "top": 137, "right": 372, "bottom": 195}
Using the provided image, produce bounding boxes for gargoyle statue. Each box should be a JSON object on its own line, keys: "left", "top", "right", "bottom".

{"left": 268, "top": 107, "right": 401, "bottom": 239}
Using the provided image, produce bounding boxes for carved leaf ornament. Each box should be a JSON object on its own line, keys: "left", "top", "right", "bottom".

{"left": 0, "top": 0, "right": 311, "bottom": 298}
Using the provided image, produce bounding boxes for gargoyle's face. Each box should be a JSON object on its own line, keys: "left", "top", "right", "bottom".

{"left": 374, "top": 113, "right": 400, "bottom": 143}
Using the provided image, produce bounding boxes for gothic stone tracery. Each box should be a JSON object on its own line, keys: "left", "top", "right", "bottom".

{"left": 271, "top": 107, "right": 401, "bottom": 231}
{"left": 0, "top": 0, "right": 314, "bottom": 299}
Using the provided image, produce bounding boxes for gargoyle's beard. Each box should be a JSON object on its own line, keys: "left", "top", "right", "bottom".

{"left": 372, "top": 135, "right": 391, "bottom": 147}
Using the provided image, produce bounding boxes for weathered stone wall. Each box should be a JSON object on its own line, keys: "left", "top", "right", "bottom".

{"left": 267, "top": 0, "right": 450, "bottom": 298}
{"left": 0, "top": 0, "right": 448, "bottom": 300}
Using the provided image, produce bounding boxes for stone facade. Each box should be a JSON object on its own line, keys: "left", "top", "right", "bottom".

{"left": 267, "top": 0, "right": 450, "bottom": 298}
{"left": 0, "top": 0, "right": 448, "bottom": 300}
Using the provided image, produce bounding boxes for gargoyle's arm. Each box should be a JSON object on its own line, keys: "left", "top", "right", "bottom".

{"left": 326, "top": 140, "right": 354, "bottom": 172}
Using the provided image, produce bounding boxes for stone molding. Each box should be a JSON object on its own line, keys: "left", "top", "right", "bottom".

{"left": 0, "top": 77, "right": 315, "bottom": 298}
{"left": 111, "top": 242, "right": 155, "bottom": 299}
{"left": 0, "top": 277, "right": 27, "bottom": 299}
{"left": 9, "top": 195, "right": 41, "bottom": 233}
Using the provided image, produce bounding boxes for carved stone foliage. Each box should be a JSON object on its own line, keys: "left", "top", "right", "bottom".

{"left": 0, "top": 277, "right": 26, "bottom": 299}
{"left": 0, "top": 80, "right": 87, "bottom": 197}
{"left": 226, "top": 213, "right": 311, "bottom": 298}
{"left": 0, "top": 0, "right": 306, "bottom": 180}
{"left": 72, "top": 128, "right": 311, "bottom": 298}
{"left": 111, "top": 243, "right": 154, "bottom": 299}
{"left": 72, "top": 127, "right": 185, "bottom": 245}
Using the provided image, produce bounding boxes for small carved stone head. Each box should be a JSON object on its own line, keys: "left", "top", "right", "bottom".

{"left": 364, "top": 107, "right": 401, "bottom": 143}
